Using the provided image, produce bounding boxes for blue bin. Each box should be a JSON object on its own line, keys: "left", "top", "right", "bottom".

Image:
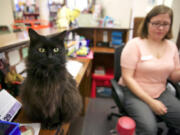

{"left": 112, "top": 31, "right": 123, "bottom": 37}
{"left": 111, "top": 39, "right": 122, "bottom": 45}
{"left": 111, "top": 31, "right": 123, "bottom": 45}
{"left": 0, "top": 120, "right": 20, "bottom": 135}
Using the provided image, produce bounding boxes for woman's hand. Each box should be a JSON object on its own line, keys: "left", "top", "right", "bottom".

{"left": 149, "top": 99, "right": 167, "bottom": 115}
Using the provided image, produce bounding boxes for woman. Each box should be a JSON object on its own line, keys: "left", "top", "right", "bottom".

{"left": 119, "top": 5, "right": 180, "bottom": 135}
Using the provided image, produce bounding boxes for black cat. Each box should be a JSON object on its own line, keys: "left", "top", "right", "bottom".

{"left": 20, "top": 28, "right": 82, "bottom": 129}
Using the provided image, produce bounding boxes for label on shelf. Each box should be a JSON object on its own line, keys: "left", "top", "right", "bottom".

{"left": 103, "top": 31, "right": 108, "bottom": 43}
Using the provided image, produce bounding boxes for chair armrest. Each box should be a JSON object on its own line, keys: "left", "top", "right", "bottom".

{"left": 167, "top": 80, "right": 180, "bottom": 99}
{"left": 174, "top": 82, "right": 180, "bottom": 99}
{"left": 110, "top": 79, "right": 124, "bottom": 104}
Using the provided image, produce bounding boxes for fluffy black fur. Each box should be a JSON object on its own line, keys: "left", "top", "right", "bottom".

{"left": 20, "top": 28, "right": 82, "bottom": 129}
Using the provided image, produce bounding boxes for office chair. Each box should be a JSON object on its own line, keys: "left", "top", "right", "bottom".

{"left": 108, "top": 45, "right": 180, "bottom": 135}
{"left": 107, "top": 45, "right": 127, "bottom": 120}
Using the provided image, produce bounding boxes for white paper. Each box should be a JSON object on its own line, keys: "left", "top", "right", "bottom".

{"left": 7, "top": 50, "right": 21, "bottom": 66}
{"left": 15, "top": 61, "right": 26, "bottom": 74}
{"left": 0, "top": 52, "right": 6, "bottom": 59}
{"left": 21, "top": 72, "right": 27, "bottom": 78}
{"left": 66, "top": 60, "right": 83, "bottom": 78}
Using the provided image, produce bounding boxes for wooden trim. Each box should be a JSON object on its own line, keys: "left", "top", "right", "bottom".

{"left": 133, "top": 17, "right": 144, "bottom": 38}
{"left": 94, "top": 29, "right": 97, "bottom": 47}
{"left": 91, "top": 47, "right": 114, "bottom": 53}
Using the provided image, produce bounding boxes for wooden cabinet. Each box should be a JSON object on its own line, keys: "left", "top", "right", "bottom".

{"left": 73, "top": 27, "right": 130, "bottom": 73}
{"left": 74, "top": 27, "right": 129, "bottom": 52}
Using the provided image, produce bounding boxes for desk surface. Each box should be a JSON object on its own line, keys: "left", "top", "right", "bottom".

{"left": 74, "top": 58, "right": 91, "bottom": 87}
{"left": 14, "top": 58, "right": 91, "bottom": 135}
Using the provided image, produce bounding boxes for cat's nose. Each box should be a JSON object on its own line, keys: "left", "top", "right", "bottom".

{"left": 47, "top": 52, "right": 53, "bottom": 58}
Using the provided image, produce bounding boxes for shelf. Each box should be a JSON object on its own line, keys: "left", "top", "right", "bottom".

{"left": 91, "top": 47, "right": 114, "bottom": 53}
{"left": 0, "top": 27, "right": 67, "bottom": 52}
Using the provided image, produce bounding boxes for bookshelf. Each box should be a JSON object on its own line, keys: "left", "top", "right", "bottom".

{"left": 72, "top": 27, "right": 130, "bottom": 73}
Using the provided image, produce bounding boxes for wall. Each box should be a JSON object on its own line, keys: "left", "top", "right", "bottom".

{"left": 96, "top": 0, "right": 133, "bottom": 28}
{"left": 94, "top": 0, "right": 159, "bottom": 28}
{"left": 171, "top": 0, "right": 180, "bottom": 42}
{"left": 0, "top": 0, "right": 14, "bottom": 31}
{"left": 36, "top": 0, "right": 50, "bottom": 22}
{"left": 96, "top": 0, "right": 180, "bottom": 42}
{"left": 132, "top": 0, "right": 153, "bottom": 17}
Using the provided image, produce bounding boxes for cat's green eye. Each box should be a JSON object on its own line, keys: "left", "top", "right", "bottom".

{"left": 53, "top": 48, "right": 59, "bottom": 53}
{"left": 38, "top": 48, "right": 45, "bottom": 53}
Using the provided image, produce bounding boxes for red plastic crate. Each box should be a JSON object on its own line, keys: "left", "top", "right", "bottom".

{"left": 91, "top": 68, "right": 114, "bottom": 98}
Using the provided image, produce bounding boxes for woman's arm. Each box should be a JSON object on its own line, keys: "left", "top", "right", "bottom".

{"left": 169, "top": 45, "right": 180, "bottom": 82}
{"left": 122, "top": 67, "right": 167, "bottom": 115}
{"left": 169, "top": 69, "right": 180, "bottom": 82}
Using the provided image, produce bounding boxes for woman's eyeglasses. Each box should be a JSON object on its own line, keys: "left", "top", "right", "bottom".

{"left": 149, "top": 22, "right": 170, "bottom": 28}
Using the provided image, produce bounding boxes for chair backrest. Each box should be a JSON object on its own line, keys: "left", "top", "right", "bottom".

{"left": 114, "top": 45, "right": 125, "bottom": 81}
{"left": 167, "top": 80, "right": 180, "bottom": 98}
{"left": 111, "top": 45, "right": 127, "bottom": 114}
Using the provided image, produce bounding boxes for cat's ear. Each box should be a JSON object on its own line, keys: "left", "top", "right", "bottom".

{"left": 53, "top": 30, "right": 69, "bottom": 41}
{"left": 28, "top": 28, "right": 40, "bottom": 41}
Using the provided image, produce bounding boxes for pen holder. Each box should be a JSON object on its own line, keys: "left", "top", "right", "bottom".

{"left": 0, "top": 120, "right": 21, "bottom": 135}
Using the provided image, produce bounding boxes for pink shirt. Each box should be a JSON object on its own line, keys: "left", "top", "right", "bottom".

{"left": 118, "top": 37, "right": 180, "bottom": 98}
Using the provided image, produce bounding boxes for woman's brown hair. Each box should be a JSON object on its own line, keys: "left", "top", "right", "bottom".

{"left": 138, "top": 5, "right": 173, "bottom": 39}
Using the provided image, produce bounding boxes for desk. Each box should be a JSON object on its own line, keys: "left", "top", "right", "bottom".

{"left": 14, "top": 58, "right": 92, "bottom": 135}
{"left": 74, "top": 58, "right": 92, "bottom": 114}
{"left": 74, "top": 58, "right": 92, "bottom": 87}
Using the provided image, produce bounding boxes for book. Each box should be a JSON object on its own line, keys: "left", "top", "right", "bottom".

{"left": 0, "top": 89, "right": 22, "bottom": 122}
{"left": 94, "top": 66, "right": 105, "bottom": 75}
